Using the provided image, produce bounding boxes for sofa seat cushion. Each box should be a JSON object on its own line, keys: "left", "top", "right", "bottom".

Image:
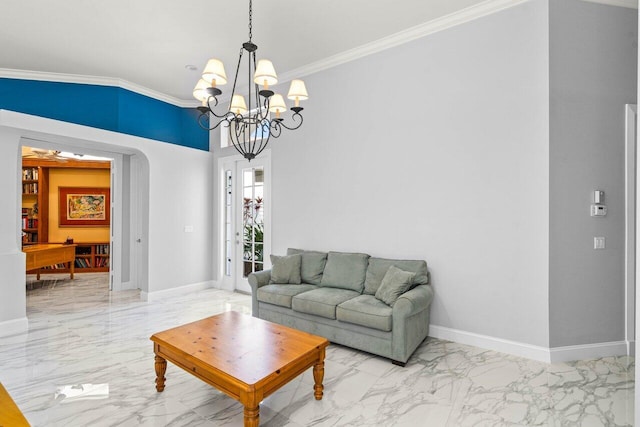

{"left": 320, "top": 251, "right": 370, "bottom": 292}
{"left": 257, "top": 284, "right": 318, "bottom": 308}
{"left": 336, "top": 295, "right": 393, "bottom": 332}
{"left": 292, "top": 288, "right": 360, "bottom": 319}
{"left": 364, "top": 258, "right": 429, "bottom": 295}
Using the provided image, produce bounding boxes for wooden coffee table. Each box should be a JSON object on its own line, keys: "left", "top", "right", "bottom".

{"left": 150, "top": 311, "right": 329, "bottom": 426}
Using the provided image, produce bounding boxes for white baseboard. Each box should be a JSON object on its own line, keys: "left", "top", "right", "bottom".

{"left": 429, "top": 324, "right": 551, "bottom": 362}
{"left": 118, "top": 280, "right": 138, "bottom": 291}
{"left": 141, "top": 280, "right": 215, "bottom": 302}
{"left": 627, "top": 340, "right": 635, "bottom": 356}
{"left": 0, "top": 317, "right": 28, "bottom": 337}
{"left": 429, "top": 325, "right": 630, "bottom": 363}
{"left": 549, "top": 341, "right": 628, "bottom": 362}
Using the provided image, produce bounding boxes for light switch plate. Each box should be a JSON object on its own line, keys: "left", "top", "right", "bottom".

{"left": 594, "top": 237, "right": 605, "bottom": 249}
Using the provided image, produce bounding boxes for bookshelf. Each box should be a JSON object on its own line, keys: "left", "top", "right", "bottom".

{"left": 39, "top": 242, "right": 110, "bottom": 273}
{"left": 21, "top": 164, "right": 49, "bottom": 245}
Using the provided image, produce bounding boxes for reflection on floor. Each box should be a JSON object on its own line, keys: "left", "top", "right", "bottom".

{"left": 0, "top": 273, "right": 634, "bottom": 426}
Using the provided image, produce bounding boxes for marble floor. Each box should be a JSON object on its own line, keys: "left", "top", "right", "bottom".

{"left": 0, "top": 274, "right": 634, "bottom": 426}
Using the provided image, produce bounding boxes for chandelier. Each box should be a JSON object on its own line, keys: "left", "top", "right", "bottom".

{"left": 193, "top": 0, "right": 308, "bottom": 161}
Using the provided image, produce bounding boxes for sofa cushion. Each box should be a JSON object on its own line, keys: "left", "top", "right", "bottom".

{"left": 292, "top": 288, "right": 360, "bottom": 319}
{"left": 336, "top": 295, "right": 393, "bottom": 332}
{"left": 287, "top": 248, "right": 328, "bottom": 285}
{"left": 375, "top": 266, "right": 415, "bottom": 306}
{"left": 270, "top": 254, "right": 302, "bottom": 284}
{"left": 257, "top": 284, "right": 318, "bottom": 308}
{"left": 364, "top": 258, "right": 428, "bottom": 295}
{"left": 320, "top": 251, "right": 370, "bottom": 292}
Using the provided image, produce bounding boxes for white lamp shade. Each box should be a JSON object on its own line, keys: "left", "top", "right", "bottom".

{"left": 254, "top": 59, "right": 278, "bottom": 86}
{"left": 287, "top": 79, "right": 308, "bottom": 101}
{"left": 192, "top": 79, "right": 210, "bottom": 101}
{"left": 268, "top": 94, "right": 287, "bottom": 114}
{"left": 202, "top": 58, "right": 228, "bottom": 85}
{"left": 230, "top": 94, "right": 248, "bottom": 115}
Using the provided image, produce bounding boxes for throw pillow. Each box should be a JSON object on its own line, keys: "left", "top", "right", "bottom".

{"left": 375, "top": 265, "right": 416, "bottom": 306}
{"left": 270, "top": 254, "right": 302, "bottom": 284}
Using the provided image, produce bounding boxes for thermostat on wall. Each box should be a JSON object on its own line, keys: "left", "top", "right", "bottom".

{"left": 590, "top": 204, "right": 607, "bottom": 217}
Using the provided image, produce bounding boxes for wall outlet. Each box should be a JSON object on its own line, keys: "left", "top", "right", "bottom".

{"left": 594, "top": 237, "right": 605, "bottom": 249}
{"left": 184, "top": 225, "right": 194, "bottom": 233}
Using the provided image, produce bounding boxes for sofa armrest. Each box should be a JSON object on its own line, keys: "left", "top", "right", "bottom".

{"left": 248, "top": 269, "right": 272, "bottom": 289}
{"left": 393, "top": 284, "right": 434, "bottom": 317}
{"left": 391, "top": 284, "right": 434, "bottom": 364}
{"left": 248, "top": 269, "right": 271, "bottom": 318}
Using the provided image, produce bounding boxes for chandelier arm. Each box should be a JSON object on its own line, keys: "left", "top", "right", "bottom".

{"left": 269, "top": 120, "right": 282, "bottom": 138}
{"left": 207, "top": 96, "right": 229, "bottom": 118}
{"left": 277, "top": 112, "right": 304, "bottom": 131}
{"left": 197, "top": 111, "right": 232, "bottom": 131}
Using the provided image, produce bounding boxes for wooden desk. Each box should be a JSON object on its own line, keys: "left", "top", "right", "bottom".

{"left": 151, "top": 311, "right": 329, "bottom": 427}
{"left": 0, "top": 383, "right": 30, "bottom": 426}
{"left": 23, "top": 244, "right": 76, "bottom": 280}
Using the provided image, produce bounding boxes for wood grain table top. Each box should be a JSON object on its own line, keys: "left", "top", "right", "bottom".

{"left": 0, "top": 383, "right": 30, "bottom": 426}
{"left": 150, "top": 311, "right": 329, "bottom": 387}
{"left": 22, "top": 243, "right": 76, "bottom": 253}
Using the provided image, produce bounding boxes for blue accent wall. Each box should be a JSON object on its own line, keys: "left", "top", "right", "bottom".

{"left": 0, "top": 78, "right": 209, "bottom": 151}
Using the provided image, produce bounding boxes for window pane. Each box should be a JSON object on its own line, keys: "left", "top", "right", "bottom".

{"left": 254, "top": 185, "right": 264, "bottom": 200}
{"left": 255, "top": 244, "right": 263, "bottom": 262}
{"left": 243, "top": 170, "right": 253, "bottom": 186}
{"left": 254, "top": 168, "right": 264, "bottom": 184}
{"left": 243, "top": 187, "right": 253, "bottom": 200}
{"left": 254, "top": 225, "right": 264, "bottom": 242}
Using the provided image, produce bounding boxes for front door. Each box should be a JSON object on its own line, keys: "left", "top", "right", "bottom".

{"left": 234, "top": 157, "right": 269, "bottom": 293}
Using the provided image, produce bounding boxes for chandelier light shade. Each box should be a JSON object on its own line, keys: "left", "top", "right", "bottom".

{"left": 194, "top": 0, "right": 308, "bottom": 161}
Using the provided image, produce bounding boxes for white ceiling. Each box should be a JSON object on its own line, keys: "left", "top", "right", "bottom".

{"left": 0, "top": 0, "right": 494, "bottom": 103}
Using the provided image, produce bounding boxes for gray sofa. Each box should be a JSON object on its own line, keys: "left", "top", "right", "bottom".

{"left": 248, "top": 248, "right": 434, "bottom": 365}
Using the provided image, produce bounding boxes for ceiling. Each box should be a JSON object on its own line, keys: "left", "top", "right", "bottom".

{"left": 0, "top": 0, "right": 486, "bottom": 103}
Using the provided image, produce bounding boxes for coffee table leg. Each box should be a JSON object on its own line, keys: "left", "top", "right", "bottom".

{"left": 313, "top": 348, "right": 326, "bottom": 400}
{"left": 155, "top": 355, "right": 167, "bottom": 392}
{"left": 244, "top": 405, "right": 259, "bottom": 427}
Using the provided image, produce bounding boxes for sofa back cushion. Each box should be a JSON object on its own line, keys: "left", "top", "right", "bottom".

{"left": 364, "top": 258, "right": 428, "bottom": 295}
{"left": 320, "top": 251, "right": 370, "bottom": 292}
{"left": 287, "top": 248, "right": 328, "bottom": 285}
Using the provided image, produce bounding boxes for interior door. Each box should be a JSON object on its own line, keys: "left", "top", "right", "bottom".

{"left": 234, "top": 158, "right": 269, "bottom": 293}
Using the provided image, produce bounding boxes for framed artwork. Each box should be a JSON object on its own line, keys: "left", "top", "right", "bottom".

{"left": 59, "top": 187, "right": 110, "bottom": 227}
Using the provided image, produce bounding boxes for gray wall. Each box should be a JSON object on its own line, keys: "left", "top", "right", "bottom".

{"left": 549, "top": 0, "right": 637, "bottom": 347}
{"left": 267, "top": 1, "right": 551, "bottom": 347}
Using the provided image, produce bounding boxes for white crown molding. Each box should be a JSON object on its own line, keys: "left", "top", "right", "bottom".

{"left": 1, "top": 0, "right": 530, "bottom": 106}
{"left": 278, "top": 0, "right": 531, "bottom": 83}
{"left": 0, "top": 68, "right": 199, "bottom": 108}
{"left": 580, "top": 0, "right": 638, "bottom": 8}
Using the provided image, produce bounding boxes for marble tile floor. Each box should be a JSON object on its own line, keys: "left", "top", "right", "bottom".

{"left": 0, "top": 273, "right": 634, "bottom": 426}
